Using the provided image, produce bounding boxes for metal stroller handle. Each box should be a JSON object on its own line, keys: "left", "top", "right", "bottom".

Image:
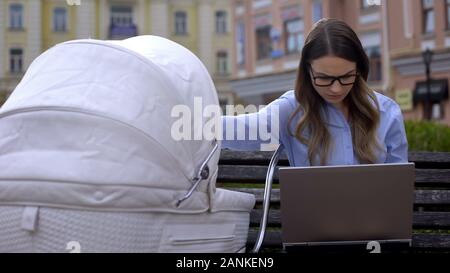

{"left": 176, "top": 140, "right": 219, "bottom": 207}
{"left": 252, "top": 145, "right": 284, "bottom": 253}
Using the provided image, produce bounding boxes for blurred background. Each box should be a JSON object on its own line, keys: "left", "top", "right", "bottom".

{"left": 0, "top": 0, "right": 449, "bottom": 150}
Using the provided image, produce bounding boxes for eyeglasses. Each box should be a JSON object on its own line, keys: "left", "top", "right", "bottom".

{"left": 309, "top": 66, "right": 358, "bottom": 87}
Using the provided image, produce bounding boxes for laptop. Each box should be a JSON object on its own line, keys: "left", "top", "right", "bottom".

{"left": 278, "top": 163, "right": 415, "bottom": 253}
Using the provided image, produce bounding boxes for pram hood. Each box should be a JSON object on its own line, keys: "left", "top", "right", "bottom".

{"left": 0, "top": 36, "right": 243, "bottom": 213}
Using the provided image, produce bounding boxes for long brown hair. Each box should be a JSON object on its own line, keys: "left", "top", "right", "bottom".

{"left": 288, "top": 18, "right": 381, "bottom": 165}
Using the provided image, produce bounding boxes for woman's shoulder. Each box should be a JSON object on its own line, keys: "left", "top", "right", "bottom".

{"left": 373, "top": 91, "right": 402, "bottom": 115}
{"left": 278, "top": 90, "right": 296, "bottom": 102}
{"left": 268, "top": 90, "right": 301, "bottom": 131}
{"left": 276, "top": 90, "right": 298, "bottom": 110}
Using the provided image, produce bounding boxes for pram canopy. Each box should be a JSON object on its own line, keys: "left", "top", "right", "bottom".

{"left": 0, "top": 36, "right": 247, "bottom": 213}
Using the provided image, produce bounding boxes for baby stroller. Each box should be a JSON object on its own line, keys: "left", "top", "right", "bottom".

{"left": 0, "top": 36, "right": 256, "bottom": 253}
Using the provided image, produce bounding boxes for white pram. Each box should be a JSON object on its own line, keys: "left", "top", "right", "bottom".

{"left": 0, "top": 36, "right": 255, "bottom": 253}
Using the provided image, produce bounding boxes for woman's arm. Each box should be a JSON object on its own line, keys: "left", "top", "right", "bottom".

{"left": 384, "top": 103, "right": 409, "bottom": 163}
{"left": 221, "top": 92, "right": 295, "bottom": 151}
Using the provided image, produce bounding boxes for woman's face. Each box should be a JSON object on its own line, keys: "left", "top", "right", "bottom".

{"left": 309, "top": 56, "right": 357, "bottom": 109}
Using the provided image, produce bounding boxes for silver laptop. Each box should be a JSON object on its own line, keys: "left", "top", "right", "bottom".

{"left": 278, "top": 163, "right": 415, "bottom": 252}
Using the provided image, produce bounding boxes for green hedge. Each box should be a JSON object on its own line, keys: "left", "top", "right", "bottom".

{"left": 405, "top": 120, "right": 450, "bottom": 152}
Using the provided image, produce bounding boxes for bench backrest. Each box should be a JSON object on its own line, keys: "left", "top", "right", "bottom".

{"left": 217, "top": 151, "right": 450, "bottom": 252}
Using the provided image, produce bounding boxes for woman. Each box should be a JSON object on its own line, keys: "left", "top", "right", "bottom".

{"left": 221, "top": 18, "right": 408, "bottom": 166}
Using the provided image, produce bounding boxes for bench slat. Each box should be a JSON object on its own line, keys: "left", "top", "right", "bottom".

{"left": 219, "top": 150, "right": 288, "bottom": 165}
{"left": 218, "top": 165, "right": 271, "bottom": 183}
{"left": 415, "top": 190, "right": 450, "bottom": 205}
{"left": 247, "top": 230, "right": 450, "bottom": 250}
{"left": 219, "top": 150, "right": 450, "bottom": 252}
{"left": 411, "top": 234, "right": 450, "bottom": 249}
{"left": 413, "top": 212, "right": 450, "bottom": 228}
{"left": 415, "top": 169, "right": 450, "bottom": 185}
{"left": 220, "top": 151, "right": 450, "bottom": 166}
{"left": 408, "top": 152, "right": 450, "bottom": 166}
{"left": 218, "top": 166, "right": 450, "bottom": 185}
{"left": 228, "top": 188, "right": 450, "bottom": 205}
{"left": 249, "top": 210, "right": 450, "bottom": 229}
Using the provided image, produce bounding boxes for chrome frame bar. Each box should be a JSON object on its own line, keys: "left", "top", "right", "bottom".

{"left": 176, "top": 140, "right": 219, "bottom": 207}
{"left": 252, "top": 145, "right": 284, "bottom": 253}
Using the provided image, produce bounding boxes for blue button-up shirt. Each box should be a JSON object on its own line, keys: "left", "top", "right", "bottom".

{"left": 221, "top": 90, "right": 408, "bottom": 166}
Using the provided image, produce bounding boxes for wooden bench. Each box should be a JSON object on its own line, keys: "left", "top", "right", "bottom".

{"left": 217, "top": 150, "right": 450, "bottom": 253}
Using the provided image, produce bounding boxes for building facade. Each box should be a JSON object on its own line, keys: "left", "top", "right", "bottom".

{"left": 388, "top": 0, "right": 450, "bottom": 124}
{"left": 230, "top": 0, "right": 450, "bottom": 125}
{"left": 0, "top": 0, "right": 235, "bottom": 107}
{"left": 230, "top": 0, "right": 387, "bottom": 105}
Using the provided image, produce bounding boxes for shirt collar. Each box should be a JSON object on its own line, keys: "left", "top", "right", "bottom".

{"left": 322, "top": 93, "right": 384, "bottom": 128}
{"left": 322, "top": 103, "right": 347, "bottom": 128}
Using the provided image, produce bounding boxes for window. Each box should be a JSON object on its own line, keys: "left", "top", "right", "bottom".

{"left": 284, "top": 18, "right": 304, "bottom": 54}
{"left": 175, "top": 11, "right": 187, "bottom": 35}
{"left": 422, "top": 0, "right": 435, "bottom": 33}
{"left": 235, "top": 21, "right": 245, "bottom": 66}
{"left": 312, "top": 0, "right": 323, "bottom": 24}
{"left": 10, "top": 49, "right": 23, "bottom": 73}
{"left": 217, "top": 51, "right": 228, "bottom": 75}
{"left": 109, "top": 6, "right": 136, "bottom": 39}
{"left": 110, "top": 6, "right": 133, "bottom": 26}
{"left": 216, "top": 11, "right": 227, "bottom": 34}
{"left": 9, "top": 4, "right": 23, "bottom": 29}
{"left": 361, "top": 0, "right": 380, "bottom": 9}
{"left": 253, "top": 0, "right": 271, "bottom": 10}
{"left": 53, "top": 7, "right": 67, "bottom": 32}
{"left": 361, "top": 0, "right": 370, "bottom": 9}
{"left": 431, "top": 102, "right": 445, "bottom": 120}
{"left": 365, "top": 46, "right": 382, "bottom": 82}
{"left": 446, "top": 0, "right": 450, "bottom": 29}
{"left": 256, "top": 26, "right": 271, "bottom": 60}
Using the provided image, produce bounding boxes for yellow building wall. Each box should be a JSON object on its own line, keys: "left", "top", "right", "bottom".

{"left": 169, "top": 3, "right": 198, "bottom": 56}
{"left": 145, "top": 0, "right": 151, "bottom": 35}
{"left": 3, "top": 0, "right": 28, "bottom": 76}
{"left": 211, "top": 2, "right": 233, "bottom": 75}
{"left": 42, "top": 0, "right": 77, "bottom": 51}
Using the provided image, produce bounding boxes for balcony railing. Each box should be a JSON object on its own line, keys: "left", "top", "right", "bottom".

{"left": 108, "top": 24, "right": 137, "bottom": 39}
